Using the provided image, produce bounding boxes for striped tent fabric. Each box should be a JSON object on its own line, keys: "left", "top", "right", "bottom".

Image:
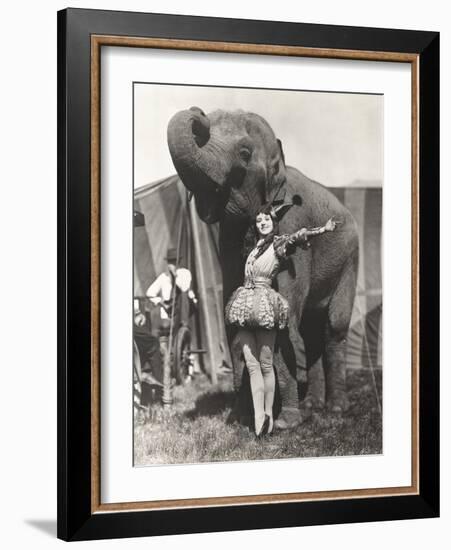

{"left": 134, "top": 176, "right": 230, "bottom": 380}
{"left": 135, "top": 176, "right": 382, "bottom": 373}
{"left": 330, "top": 187, "right": 382, "bottom": 370}
{"left": 134, "top": 175, "right": 189, "bottom": 298}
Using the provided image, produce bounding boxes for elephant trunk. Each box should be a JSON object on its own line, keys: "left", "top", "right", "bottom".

{"left": 167, "top": 108, "right": 233, "bottom": 222}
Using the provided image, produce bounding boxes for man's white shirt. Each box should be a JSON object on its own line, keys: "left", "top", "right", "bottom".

{"left": 146, "top": 268, "right": 194, "bottom": 319}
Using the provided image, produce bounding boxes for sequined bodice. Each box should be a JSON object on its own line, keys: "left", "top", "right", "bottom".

{"left": 244, "top": 242, "right": 280, "bottom": 288}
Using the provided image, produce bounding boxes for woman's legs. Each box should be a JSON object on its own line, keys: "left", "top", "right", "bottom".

{"left": 237, "top": 329, "right": 266, "bottom": 435}
{"left": 256, "top": 329, "right": 277, "bottom": 433}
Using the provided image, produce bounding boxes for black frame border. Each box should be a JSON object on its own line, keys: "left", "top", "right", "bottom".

{"left": 57, "top": 8, "right": 439, "bottom": 541}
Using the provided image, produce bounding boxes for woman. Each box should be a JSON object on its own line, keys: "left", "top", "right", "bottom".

{"left": 225, "top": 205, "right": 337, "bottom": 437}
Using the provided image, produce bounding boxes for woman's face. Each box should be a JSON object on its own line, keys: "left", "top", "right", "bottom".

{"left": 255, "top": 213, "right": 274, "bottom": 237}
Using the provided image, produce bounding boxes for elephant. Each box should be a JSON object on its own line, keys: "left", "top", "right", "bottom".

{"left": 167, "top": 106, "right": 359, "bottom": 429}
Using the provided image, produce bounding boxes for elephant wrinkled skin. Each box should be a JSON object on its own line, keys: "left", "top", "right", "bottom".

{"left": 167, "top": 107, "right": 359, "bottom": 428}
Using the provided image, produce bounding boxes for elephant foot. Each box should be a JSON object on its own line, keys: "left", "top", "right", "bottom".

{"left": 225, "top": 408, "right": 239, "bottom": 425}
{"left": 297, "top": 396, "right": 324, "bottom": 422}
{"left": 225, "top": 395, "right": 242, "bottom": 425}
{"left": 226, "top": 407, "right": 254, "bottom": 429}
{"left": 301, "top": 395, "right": 325, "bottom": 412}
{"left": 326, "top": 394, "right": 350, "bottom": 415}
{"left": 274, "top": 407, "right": 301, "bottom": 430}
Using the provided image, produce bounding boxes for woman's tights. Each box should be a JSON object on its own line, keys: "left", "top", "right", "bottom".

{"left": 237, "top": 328, "right": 276, "bottom": 435}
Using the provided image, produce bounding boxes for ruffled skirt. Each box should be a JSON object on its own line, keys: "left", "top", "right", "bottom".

{"left": 225, "top": 283, "right": 289, "bottom": 330}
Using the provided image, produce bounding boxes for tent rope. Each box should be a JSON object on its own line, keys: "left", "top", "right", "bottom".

{"left": 354, "top": 291, "right": 382, "bottom": 417}
{"left": 166, "top": 203, "right": 185, "bottom": 374}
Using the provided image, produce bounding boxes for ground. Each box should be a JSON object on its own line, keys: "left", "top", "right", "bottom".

{"left": 134, "top": 369, "right": 382, "bottom": 466}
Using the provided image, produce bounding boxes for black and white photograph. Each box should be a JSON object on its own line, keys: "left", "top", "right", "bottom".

{"left": 133, "top": 83, "right": 383, "bottom": 465}
{"left": 1, "top": 0, "right": 445, "bottom": 546}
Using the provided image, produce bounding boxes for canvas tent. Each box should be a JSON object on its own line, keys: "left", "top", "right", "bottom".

{"left": 329, "top": 187, "right": 382, "bottom": 370}
{"left": 134, "top": 175, "right": 230, "bottom": 382}
{"left": 134, "top": 176, "right": 382, "bottom": 382}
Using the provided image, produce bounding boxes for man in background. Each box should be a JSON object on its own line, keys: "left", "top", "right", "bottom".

{"left": 146, "top": 248, "right": 197, "bottom": 332}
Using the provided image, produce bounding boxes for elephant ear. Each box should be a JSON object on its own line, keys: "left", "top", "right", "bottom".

{"left": 277, "top": 138, "right": 286, "bottom": 165}
{"left": 268, "top": 138, "right": 287, "bottom": 204}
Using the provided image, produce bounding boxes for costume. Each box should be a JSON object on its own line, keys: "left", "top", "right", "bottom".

{"left": 225, "top": 234, "right": 296, "bottom": 330}
{"left": 225, "top": 222, "right": 332, "bottom": 436}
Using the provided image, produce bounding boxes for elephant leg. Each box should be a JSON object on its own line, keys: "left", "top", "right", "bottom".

{"left": 229, "top": 329, "right": 243, "bottom": 393}
{"left": 274, "top": 298, "right": 309, "bottom": 429}
{"left": 226, "top": 329, "right": 253, "bottom": 427}
{"left": 324, "top": 250, "right": 358, "bottom": 413}
{"left": 273, "top": 336, "right": 300, "bottom": 430}
{"left": 300, "top": 308, "right": 327, "bottom": 413}
{"left": 273, "top": 269, "right": 310, "bottom": 430}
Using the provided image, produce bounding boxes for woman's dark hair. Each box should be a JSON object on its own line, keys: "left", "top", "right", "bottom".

{"left": 242, "top": 203, "right": 280, "bottom": 259}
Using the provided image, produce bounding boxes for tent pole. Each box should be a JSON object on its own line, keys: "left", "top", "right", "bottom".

{"left": 189, "top": 200, "right": 218, "bottom": 384}
{"left": 207, "top": 224, "right": 233, "bottom": 369}
{"left": 204, "top": 224, "right": 230, "bottom": 370}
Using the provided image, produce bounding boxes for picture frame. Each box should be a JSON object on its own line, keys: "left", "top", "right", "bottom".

{"left": 57, "top": 7, "right": 439, "bottom": 541}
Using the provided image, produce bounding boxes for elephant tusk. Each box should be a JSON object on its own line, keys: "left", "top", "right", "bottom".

{"left": 187, "top": 191, "right": 194, "bottom": 202}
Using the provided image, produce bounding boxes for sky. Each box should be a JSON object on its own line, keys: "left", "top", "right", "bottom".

{"left": 134, "top": 83, "right": 383, "bottom": 189}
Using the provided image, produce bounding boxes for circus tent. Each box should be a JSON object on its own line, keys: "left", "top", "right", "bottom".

{"left": 134, "top": 175, "right": 229, "bottom": 383}
{"left": 329, "top": 187, "right": 382, "bottom": 370}
{"left": 134, "top": 176, "right": 382, "bottom": 382}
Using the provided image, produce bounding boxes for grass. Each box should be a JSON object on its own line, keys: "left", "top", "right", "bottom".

{"left": 134, "top": 369, "right": 382, "bottom": 466}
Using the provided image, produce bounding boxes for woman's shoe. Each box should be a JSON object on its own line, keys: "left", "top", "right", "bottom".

{"left": 256, "top": 415, "right": 270, "bottom": 439}
{"left": 266, "top": 415, "right": 274, "bottom": 436}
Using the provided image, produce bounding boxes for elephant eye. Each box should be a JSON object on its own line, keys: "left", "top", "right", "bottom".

{"left": 239, "top": 148, "right": 251, "bottom": 163}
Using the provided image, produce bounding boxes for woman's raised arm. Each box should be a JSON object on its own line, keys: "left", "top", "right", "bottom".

{"left": 273, "top": 218, "right": 338, "bottom": 259}
{"left": 288, "top": 218, "right": 338, "bottom": 247}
